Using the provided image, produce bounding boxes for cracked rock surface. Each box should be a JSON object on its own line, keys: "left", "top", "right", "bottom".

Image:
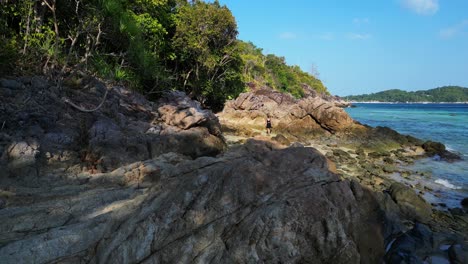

{"left": 0, "top": 139, "right": 385, "bottom": 263}
{"left": 2, "top": 76, "right": 465, "bottom": 263}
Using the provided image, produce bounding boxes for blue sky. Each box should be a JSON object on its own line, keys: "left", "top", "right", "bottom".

{"left": 217, "top": 0, "right": 468, "bottom": 96}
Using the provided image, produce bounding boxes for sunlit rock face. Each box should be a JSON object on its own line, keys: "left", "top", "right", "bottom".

{"left": 218, "top": 87, "right": 359, "bottom": 137}
{"left": 0, "top": 139, "right": 386, "bottom": 263}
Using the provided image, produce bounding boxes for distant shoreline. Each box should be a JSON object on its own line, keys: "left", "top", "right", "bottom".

{"left": 348, "top": 101, "right": 468, "bottom": 104}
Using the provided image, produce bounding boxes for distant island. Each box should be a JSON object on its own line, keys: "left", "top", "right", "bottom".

{"left": 344, "top": 86, "right": 468, "bottom": 103}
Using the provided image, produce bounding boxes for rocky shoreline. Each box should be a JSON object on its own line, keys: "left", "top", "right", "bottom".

{"left": 217, "top": 87, "right": 468, "bottom": 262}
{"left": 0, "top": 77, "right": 467, "bottom": 263}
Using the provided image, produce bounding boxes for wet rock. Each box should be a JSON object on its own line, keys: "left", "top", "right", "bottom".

{"left": 385, "top": 223, "right": 434, "bottom": 264}
{"left": 388, "top": 182, "right": 432, "bottom": 223}
{"left": 422, "top": 141, "right": 446, "bottom": 155}
{"left": 440, "top": 151, "right": 462, "bottom": 162}
{"left": 422, "top": 140, "right": 461, "bottom": 162}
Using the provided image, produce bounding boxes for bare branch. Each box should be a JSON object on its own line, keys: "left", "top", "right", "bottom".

{"left": 62, "top": 87, "right": 111, "bottom": 113}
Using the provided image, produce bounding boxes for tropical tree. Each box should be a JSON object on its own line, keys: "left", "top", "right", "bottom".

{"left": 171, "top": 0, "right": 243, "bottom": 109}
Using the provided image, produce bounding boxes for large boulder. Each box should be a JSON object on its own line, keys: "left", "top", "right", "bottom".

{"left": 0, "top": 140, "right": 386, "bottom": 263}
{"left": 422, "top": 140, "right": 461, "bottom": 161}
{"left": 157, "top": 91, "right": 222, "bottom": 135}
{"left": 385, "top": 223, "right": 434, "bottom": 263}
{"left": 218, "top": 88, "right": 359, "bottom": 136}
{"left": 422, "top": 140, "right": 446, "bottom": 155}
{"left": 388, "top": 182, "right": 433, "bottom": 223}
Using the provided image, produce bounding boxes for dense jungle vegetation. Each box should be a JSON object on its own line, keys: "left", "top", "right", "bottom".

{"left": 344, "top": 86, "right": 468, "bottom": 103}
{"left": 0, "top": 0, "right": 327, "bottom": 111}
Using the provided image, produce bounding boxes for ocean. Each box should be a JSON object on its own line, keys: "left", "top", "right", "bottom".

{"left": 345, "top": 103, "right": 468, "bottom": 208}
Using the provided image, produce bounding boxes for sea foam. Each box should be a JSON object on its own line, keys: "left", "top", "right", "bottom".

{"left": 435, "top": 179, "right": 461, "bottom": 190}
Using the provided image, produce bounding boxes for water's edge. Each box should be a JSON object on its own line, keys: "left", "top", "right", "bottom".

{"left": 346, "top": 103, "right": 468, "bottom": 208}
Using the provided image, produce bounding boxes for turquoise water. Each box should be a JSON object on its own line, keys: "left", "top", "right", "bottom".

{"left": 346, "top": 103, "right": 468, "bottom": 207}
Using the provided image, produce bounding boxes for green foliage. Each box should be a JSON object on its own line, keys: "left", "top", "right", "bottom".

{"left": 171, "top": 0, "right": 242, "bottom": 110}
{"left": 0, "top": 39, "right": 18, "bottom": 76}
{"left": 236, "top": 41, "right": 328, "bottom": 98}
{"left": 0, "top": 0, "right": 328, "bottom": 110}
{"left": 345, "top": 87, "right": 468, "bottom": 102}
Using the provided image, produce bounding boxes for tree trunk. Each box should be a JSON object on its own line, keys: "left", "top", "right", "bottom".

{"left": 22, "top": 1, "right": 33, "bottom": 55}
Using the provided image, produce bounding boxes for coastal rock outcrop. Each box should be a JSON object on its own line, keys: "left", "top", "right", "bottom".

{"left": 0, "top": 76, "right": 225, "bottom": 180}
{"left": 388, "top": 182, "right": 433, "bottom": 223}
{"left": 1, "top": 76, "right": 465, "bottom": 263}
{"left": 218, "top": 87, "right": 359, "bottom": 136}
{"left": 422, "top": 140, "right": 461, "bottom": 161}
{"left": 0, "top": 77, "right": 388, "bottom": 263}
{"left": 0, "top": 137, "right": 386, "bottom": 263}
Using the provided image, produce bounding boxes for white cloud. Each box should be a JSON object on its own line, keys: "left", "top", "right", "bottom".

{"left": 347, "top": 33, "right": 372, "bottom": 40}
{"left": 279, "top": 32, "right": 297, "bottom": 39}
{"left": 353, "top": 18, "right": 370, "bottom": 25}
{"left": 439, "top": 20, "right": 468, "bottom": 39}
{"left": 401, "top": 0, "right": 439, "bottom": 15}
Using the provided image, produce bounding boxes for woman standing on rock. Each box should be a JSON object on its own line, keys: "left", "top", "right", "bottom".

{"left": 266, "top": 116, "right": 272, "bottom": 135}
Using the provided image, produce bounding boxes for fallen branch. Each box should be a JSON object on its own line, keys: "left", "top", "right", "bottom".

{"left": 62, "top": 87, "right": 111, "bottom": 113}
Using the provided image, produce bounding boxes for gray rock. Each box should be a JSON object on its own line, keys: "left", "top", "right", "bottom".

{"left": 388, "top": 182, "right": 433, "bottom": 223}
{"left": 0, "top": 140, "right": 386, "bottom": 263}
{"left": 5, "top": 140, "right": 40, "bottom": 169}
{"left": 30, "top": 76, "right": 49, "bottom": 90}
{"left": 385, "top": 223, "right": 434, "bottom": 264}
{"left": 88, "top": 119, "right": 123, "bottom": 146}
{"left": 449, "top": 244, "right": 468, "bottom": 264}
{"left": 158, "top": 91, "right": 219, "bottom": 132}
{"left": 290, "top": 142, "right": 305, "bottom": 148}
{"left": 0, "top": 79, "right": 23, "bottom": 89}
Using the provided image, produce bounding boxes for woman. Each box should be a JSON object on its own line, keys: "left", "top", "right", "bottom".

{"left": 266, "top": 117, "right": 272, "bottom": 135}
